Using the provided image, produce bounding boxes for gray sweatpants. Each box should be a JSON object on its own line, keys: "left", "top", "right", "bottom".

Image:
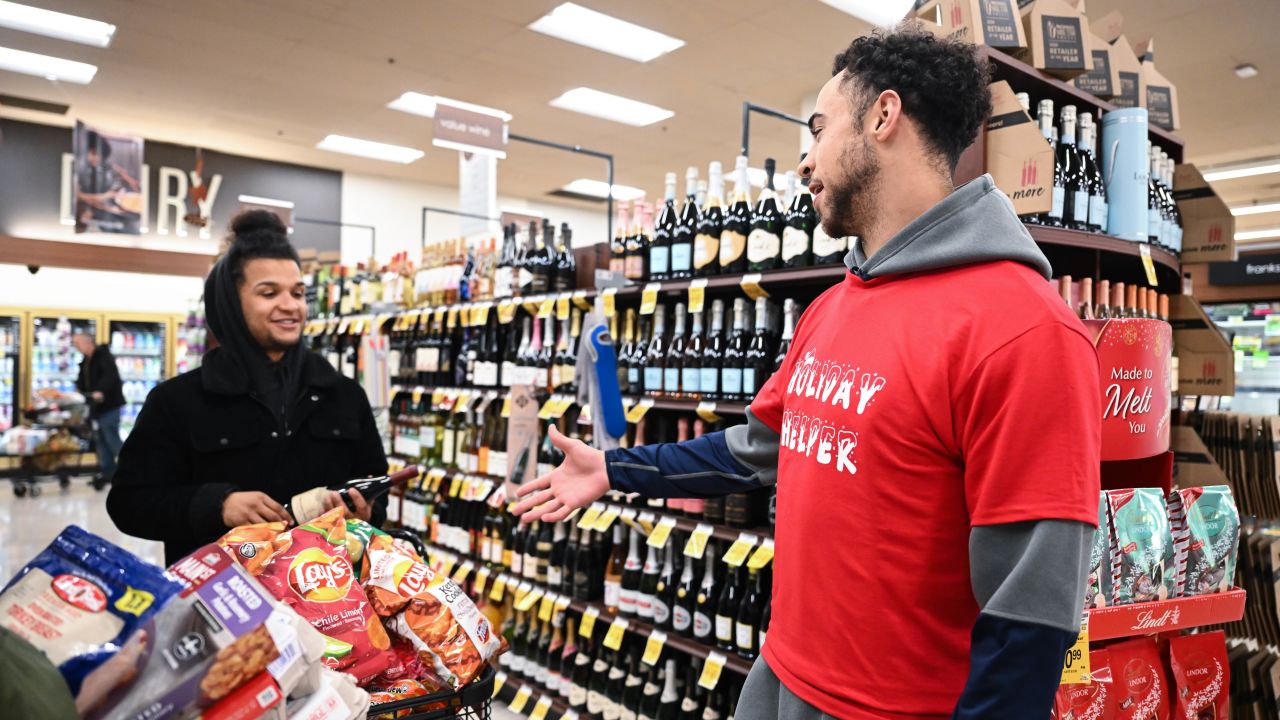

{"left": 737, "top": 656, "right": 836, "bottom": 720}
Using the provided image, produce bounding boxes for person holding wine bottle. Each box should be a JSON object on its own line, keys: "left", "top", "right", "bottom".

{"left": 107, "top": 210, "right": 389, "bottom": 565}
{"left": 513, "top": 26, "right": 1100, "bottom": 720}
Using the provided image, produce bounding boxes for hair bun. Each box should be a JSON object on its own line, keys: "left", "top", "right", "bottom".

{"left": 230, "top": 209, "right": 288, "bottom": 241}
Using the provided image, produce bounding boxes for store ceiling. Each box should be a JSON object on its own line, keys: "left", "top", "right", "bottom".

{"left": 1, "top": 0, "right": 1278, "bottom": 238}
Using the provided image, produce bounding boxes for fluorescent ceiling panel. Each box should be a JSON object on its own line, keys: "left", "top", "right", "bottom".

{"left": 549, "top": 87, "right": 673, "bottom": 126}
{"left": 1203, "top": 160, "right": 1280, "bottom": 182}
{"left": 818, "top": 0, "right": 915, "bottom": 28}
{"left": 529, "top": 2, "right": 684, "bottom": 63}
{"left": 562, "top": 178, "right": 646, "bottom": 201}
{"left": 1232, "top": 202, "right": 1280, "bottom": 217}
{"left": 0, "top": 45, "right": 96, "bottom": 83}
{"left": 0, "top": 1, "right": 115, "bottom": 47}
{"left": 316, "top": 134, "right": 424, "bottom": 164}
{"left": 1236, "top": 228, "right": 1280, "bottom": 241}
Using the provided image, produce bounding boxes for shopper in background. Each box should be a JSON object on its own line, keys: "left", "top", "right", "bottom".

{"left": 107, "top": 210, "right": 388, "bottom": 565}
{"left": 514, "top": 25, "right": 1101, "bottom": 720}
{"left": 73, "top": 331, "right": 125, "bottom": 485}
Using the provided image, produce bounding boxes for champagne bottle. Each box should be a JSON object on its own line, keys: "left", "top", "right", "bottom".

{"left": 620, "top": 526, "right": 643, "bottom": 618}
{"left": 638, "top": 540, "right": 660, "bottom": 622}
{"left": 625, "top": 201, "right": 649, "bottom": 282}
{"left": 656, "top": 659, "right": 680, "bottom": 720}
{"left": 621, "top": 648, "right": 645, "bottom": 720}
{"left": 574, "top": 526, "right": 596, "bottom": 602}
{"left": 664, "top": 302, "right": 687, "bottom": 398}
{"left": 651, "top": 173, "right": 677, "bottom": 282}
{"left": 637, "top": 660, "right": 663, "bottom": 720}
{"left": 715, "top": 564, "right": 742, "bottom": 652}
{"left": 683, "top": 306, "right": 705, "bottom": 399}
{"left": 693, "top": 544, "right": 719, "bottom": 642}
{"left": 569, "top": 635, "right": 593, "bottom": 712}
{"left": 735, "top": 567, "right": 764, "bottom": 660}
{"left": 695, "top": 162, "right": 724, "bottom": 277}
{"left": 671, "top": 167, "right": 698, "bottom": 280}
{"left": 774, "top": 298, "right": 796, "bottom": 373}
{"left": 720, "top": 299, "right": 749, "bottom": 401}
{"left": 605, "top": 524, "right": 627, "bottom": 614}
{"left": 643, "top": 304, "right": 667, "bottom": 398}
{"left": 720, "top": 156, "right": 751, "bottom": 275}
{"left": 672, "top": 544, "right": 696, "bottom": 637}
{"left": 612, "top": 203, "right": 630, "bottom": 276}
{"left": 548, "top": 521, "right": 568, "bottom": 590}
{"left": 747, "top": 158, "right": 783, "bottom": 272}
{"left": 743, "top": 297, "right": 772, "bottom": 396}
{"left": 701, "top": 299, "right": 725, "bottom": 399}
{"left": 286, "top": 466, "right": 421, "bottom": 525}
{"left": 652, "top": 542, "right": 677, "bottom": 630}
{"left": 556, "top": 222, "right": 576, "bottom": 292}
{"left": 782, "top": 169, "right": 815, "bottom": 268}
{"left": 604, "top": 647, "right": 626, "bottom": 720}
{"left": 679, "top": 664, "right": 703, "bottom": 717}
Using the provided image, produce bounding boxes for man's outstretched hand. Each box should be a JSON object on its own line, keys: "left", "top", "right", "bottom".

{"left": 511, "top": 425, "right": 610, "bottom": 524}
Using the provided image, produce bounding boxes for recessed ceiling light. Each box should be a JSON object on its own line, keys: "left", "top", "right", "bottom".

{"left": 1203, "top": 159, "right": 1280, "bottom": 182}
{"left": 1232, "top": 202, "right": 1280, "bottom": 216}
{"left": 388, "top": 92, "right": 513, "bottom": 121}
{"left": 1235, "top": 63, "right": 1259, "bottom": 79}
{"left": 529, "top": 2, "right": 684, "bottom": 63}
{"left": 1236, "top": 227, "right": 1280, "bottom": 241}
{"left": 818, "top": 0, "right": 915, "bottom": 27}
{"left": 316, "top": 134, "right": 424, "bottom": 164}
{"left": 562, "top": 179, "right": 646, "bottom": 201}
{"left": 0, "top": 45, "right": 96, "bottom": 83}
{"left": 549, "top": 87, "right": 673, "bottom": 126}
{"left": 0, "top": 1, "right": 115, "bottom": 47}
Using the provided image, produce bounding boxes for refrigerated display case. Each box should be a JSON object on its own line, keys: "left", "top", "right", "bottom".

{"left": 1205, "top": 302, "right": 1280, "bottom": 414}
{"left": 0, "top": 311, "right": 22, "bottom": 433}
{"left": 29, "top": 314, "right": 97, "bottom": 401}
{"left": 106, "top": 315, "right": 173, "bottom": 438}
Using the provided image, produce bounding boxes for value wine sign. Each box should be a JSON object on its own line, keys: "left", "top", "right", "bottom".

{"left": 1087, "top": 318, "right": 1172, "bottom": 461}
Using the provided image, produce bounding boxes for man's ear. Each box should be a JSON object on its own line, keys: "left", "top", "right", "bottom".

{"left": 872, "top": 89, "right": 904, "bottom": 140}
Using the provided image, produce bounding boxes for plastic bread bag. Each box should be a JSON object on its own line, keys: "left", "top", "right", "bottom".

{"left": 220, "top": 509, "right": 394, "bottom": 685}
{"left": 363, "top": 546, "right": 505, "bottom": 688}
{"left": 286, "top": 668, "right": 370, "bottom": 720}
{"left": 0, "top": 525, "right": 182, "bottom": 700}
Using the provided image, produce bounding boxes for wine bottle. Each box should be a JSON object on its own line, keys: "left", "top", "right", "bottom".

{"left": 605, "top": 524, "right": 627, "bottom": 614}
{"left": 535, "top": 615, "right": 553, "bottom": 686}
{"left": 523, "top": 520, "right": 540, "bottom": 581}
{"left": 759, "top": 590, "right": 771, "bottom": 654}
{"left": 560, "top": 616, "right": 578, "bottom": 701}
{"left": 671, "top": 167, "right": 698, "bottom": 280}
{"left": 651, "top": 173, "right": 677, "bottom": 282}
{"left": 664, "top": 302, "right": 687, "bottom": 399}
{"left": 715, "top": 564, "right": 742, "bottom": 652}
{"left": 735, "top": 566, "right": 764, "bottom": 660}
{"left": 546, "top": 520, "right": 568, "bottom": 591}
{"left": 743, "top": 297, "right": 772, "bottom": 396}
{"left": 547, "top": 609, "right": 567, "bottom": 692}
{"left": 573, "top": 525, "right": 594, "bottom": 602}
{"left": 774, "top": 298, "right": 796, "bottom": 373}
{"left": 1147, "top": 143, "right": 1164, "bottom": 247}
{"left": 672, "top": 544, "right": 696, "bottom": 637}
{"left": 612, "top": 203, "right": 630, "bottom": 276}
{"left": 1164, "top": 155, "right": 1183, "bottom": 253}
{"left": 679, "top": 664, "right": 703, "bottom": 717}
{"left": 605, "top": 647, "right": 626, "bottom": 720}
{"left": 696, "top": 162, "right": 725, "bottom": 277}
{"left": 620, "top": 526, "right": 643, "bottom": 618}
{"left": 637, "top": 661, "right": 663, "bottom": 720}
{"left": 626, "top": 201, "right": 649, "bottom": 282}
{"left": 1056, "top": 105, "right": 1088, "bottom": 232}
{"left": 643, "top": 304, "right": 667, "bottom": 398}
{"left": 783, "top": 169, "right": 815, "bottom": 268}
{"left": 569, "top": 633, "right": 592, "bottom": 711}
{"left": 701, "top": 685, "right": 725, "bottom": 720}
{"left": 621, "top": 648, "right": 645, "bottom": 720}
{"left": 656, "top": 659, "right": 680, "bottom": 720}
{"left": 720, "top": 156, "right": 752, "bottom": 275}
{"left": 1078, "top": 112, "right": 1107, "bottom": 234}
{"left": 692, "top": 544, "right": 719, "bottom": 642}
{"left": 556, "top": 222, "right": 576, "bottom": 292}
{"left": 628, "top": 313, "right": 647, "bottom": 396}
{"left": 747, "top": 158, "right": 783, "bottom": 272}
{"left": 588, "top": 643, "right": 610, "bottom": 718}
{"left": 510, "top": 610, "right": 529, "bottom": 676}
{"left": 701, "top": 299, "right": 725, "bottom": 399}
{"left": 286, "top": 466, "right": 420, "bottom": 525}
{"left": 720, "top": 299, "right": 749, "bottom": 401}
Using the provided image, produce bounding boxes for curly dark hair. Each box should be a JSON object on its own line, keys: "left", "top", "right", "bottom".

{"left": 225, "top": 209, "right": 299, "bottom": 284}
{"left": 832, "top": 24, "right": 991, "bottom": 173}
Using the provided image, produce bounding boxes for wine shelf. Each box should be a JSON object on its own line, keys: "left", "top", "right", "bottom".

{"left": 422, "top": 539, "right": 759, "bottom": 677}
{"left": 494, "top": 674, "right": 571, "bottom": 718}
{"left": 389, "top": 385, "right": 750, "bottom": 418}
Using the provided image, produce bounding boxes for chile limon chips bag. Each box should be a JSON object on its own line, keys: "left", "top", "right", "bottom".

{"left": 219, "top": 508, "right": 393, "bottom": 685}
{"left": 363, "top": 546, "right": 505, "bottom": 688}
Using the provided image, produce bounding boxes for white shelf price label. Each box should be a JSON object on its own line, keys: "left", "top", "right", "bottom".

{"left": 722, "top": 533, "right": 760, "bottom": 567}
{"left": 604, "top": 617, "right": 629, "bottom": 651}
{"left": 699, "top": 652, "right": 728, "bottom": 690}
{"left": 684, "top": 523, "right": 715, "bottom": 559}
{"left": 579, "top": 605, "right": 601, "bottom": 638}
{"left": 643, "top": 630, "right": 667, "bottom": 666}
{"left": 647, "top": 516, "right": 678, "bottom": 549}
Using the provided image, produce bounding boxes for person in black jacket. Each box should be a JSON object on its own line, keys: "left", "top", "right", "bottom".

{"left": 73, "top": 332, "right": 126, "bottom": 483}
{"left": 107, "top": 210, "right": 388, "bottom": 565}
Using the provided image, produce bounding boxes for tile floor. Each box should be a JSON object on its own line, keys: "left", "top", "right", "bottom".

{"left": 0, "top": 475, "right": 525, "bottom": 720}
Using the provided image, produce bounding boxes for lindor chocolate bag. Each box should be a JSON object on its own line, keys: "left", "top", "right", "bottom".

{"left": 1087, "top": 492, "right": 1113, "bottom": 608}
{"left": 1107, "top": 488, "right": 1177, "bottom": 605}
{"left": 1053, "top": 648, "right": 1116, "bottom": 719}
{"left": 1168, "top": 631, "right": 1229, "bottom": 719}
{"left": 1168, "top": 486, "right": 1240, "bottom": 598}
{"left": 1107, "top": 637, "right": 1170, "bottom": 720}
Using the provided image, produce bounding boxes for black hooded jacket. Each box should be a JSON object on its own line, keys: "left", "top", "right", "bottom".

{"left": 106, "top": 260, "right": 387, "bottom": 565}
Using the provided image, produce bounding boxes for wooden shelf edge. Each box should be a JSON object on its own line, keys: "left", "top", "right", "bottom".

{"left": 1025, "top": 224, "right": 1181, "bottom": 275}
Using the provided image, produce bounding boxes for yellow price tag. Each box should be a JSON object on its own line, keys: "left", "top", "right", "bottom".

{"left": 699, "top": 652, "right": 727, "bottom": 690}
{"left": 489, "top": 574, "right": 508, "bottom": 602}
{"left": 740, "top": 273, "right": 769, "bottom": 300}
{"left": 645, "top": 512, "right": 675, "bottom": 545}
{"left": 439, "top": 554, "right": 457, "bottom": 579}
{"left": 475, "top": 303, "right": 491, "bottom": 325}
{"left": 684, "top": 523, "right": 714, "bottom": 559}
{"left": 538, "top": 297, "right": 555, "bottom": 318}
{"left": 529, "top": 696, "right": 553, "bottom": 720}
{"left": 572, "top": 290, "right": 591, "bottom": 310}
{"left": 538, "top": 396, "right": 559, "bottom": 420}
{"left": 498, "top": 300, "right": 518, "bottom": 324}
{"left": 696, "top": 401, "right": 721, "bottom": 423}
{"left": 640, "top": 283, "right": 661, "bottom": 315}
{"left": 114, "top": 587, "right": 155, "bottom": 617}
{"left": 474, "top": 567, "right": 491, "bottom": 597}
{"left": 493, "top": 671, "right": 507, "bottom": 699}
{"left": 517, "top": 587, "right": 545, "bottom": 613}
{"left": 454, "top": 391, "right": 473, "bottom": 412}
{"left": 337, "top": 317, "right": 351, "bottom": 334}
{"left": 642, "top": 630, "right": 667, "bottom": 666}
{"left": 579, "top": 605, "right": 600, "bottom": 638}
{"left": 618, "top": 508, "right": 640, "bottom": 531}
{"left": 577, "top": 504, "right": 604, "bottom": 529}
{"left": 412, "top": 387, "right": 425, "bottom": 405}
{"left": 636, "top": 512, "right": 656, "bottom": 536}
{"left": 602, "top": 287, "right": 617, "bottom": 318}
{"left": 427, "top": 467, "right": 448, "bottom": 485}
{"left": 555, "top": 595, "right": 572, "bottom": 614}
{"left": 452, "top": 561, "right": 474, "bottom": 585}
{"left": 326, "top": 318, "right": 340, "bottom": 334}
{"left": 449, "top": 476, "right": 464, "bottom": 498}
{"left": 550, "top": 395, "right": 575, "bottom": 419}
{"left": 434, "top": 307, "right": 447, "bottom": 324}
{"left": 1061, "top": 616, "right": 1091, "bottom": 684}
{"left": 688, "top": 278, "right": 708, "bottom": 314}
{"left": 431, "top": 389, "right": 446, "bottom": 407}
{"left": 447, "top": 307, "right": 460, "bottom": 328}
{"left": 557, "top": 295, "right": 571, "bottom": 320}
{"left": 747, "top": 539, "right": 776, "bottom": 570}
{"left": 625, "top": 398, "right": 655, "bottom": 423}
{"left": 1139, "top": 244, "right": 1158, "bottom": 287}
{"left": 722, "top": 533, "right": 759, "bottom": 567}
{"left": 539, "top": 595, "right": 556, "bottom": 623}
{"left": 501, "top": 395, "right": 512, "bottom": 418}
{"left": 522, "top": 299, "right": 540, "bottom": 317}
{"left": 509, "top": 685, "right": 532, "bottom": 714}
{"left": 593, "top": 505, "right": 622, "bottom": 532}
{"left": 603, "top": 618, "right": 629, "bottom": 651}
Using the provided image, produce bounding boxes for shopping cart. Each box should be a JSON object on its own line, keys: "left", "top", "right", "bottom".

{"left": 0, "top": 392, "right": 98, "bottom": 497}
{"left": 367, "top": 664, "right": 495, "bottom": 719}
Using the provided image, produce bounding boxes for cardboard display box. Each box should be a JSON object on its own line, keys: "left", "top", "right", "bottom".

{"left": 1175, "top": 164, "right": 1237, "bottom": 264}
{"left": 1091, "top": 12, "right": 1144, "bottom": 109}
{"left": 1171, "top": 294, "right": 1236, "bottom": 396}
{"left": 1016, "top": 0, "right": 1095, "bottom": 79}
{"left": 984, "top": 80, "right": 1054, "bottom": 215}
{"left": 1134, "top": 37, "right": 1181, "bottom": 130}
{"left": 1069, "top": 5, "right": 1122, "bottom": 98}
{"left": 915, "top": 0, "right": 1026, "bottom": 48}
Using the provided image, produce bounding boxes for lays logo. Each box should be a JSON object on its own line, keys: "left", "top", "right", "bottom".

{"left": 288, "top": 547, "right": 354, "bottom": 602}
{"left": 390, "top": 557, "right": 433, "bottom": 597}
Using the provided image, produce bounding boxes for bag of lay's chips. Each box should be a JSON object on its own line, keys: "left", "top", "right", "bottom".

{"left": 363, "top": 546, "right": 505, "bottom": 688}
{"left": 344, "top": 521, "right": 422, "bottom": 582}
{"left": 219, "top": 508, "right": 393, "bottom": 686}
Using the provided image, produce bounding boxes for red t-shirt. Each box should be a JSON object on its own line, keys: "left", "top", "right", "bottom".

{"left": 752, "top": 260, "right": 1101, "bottom": 719}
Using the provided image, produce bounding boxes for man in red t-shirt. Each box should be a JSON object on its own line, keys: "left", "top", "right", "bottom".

{"left": 514, "top": 25, "right": 1101, "bottom": 720}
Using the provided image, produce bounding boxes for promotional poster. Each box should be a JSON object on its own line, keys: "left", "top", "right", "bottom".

{"left": 72, "top": 120, "right": 144, "bottom": 235}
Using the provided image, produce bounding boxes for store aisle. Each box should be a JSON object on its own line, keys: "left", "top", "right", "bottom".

{"left": 0, "top": 477, "right": 163, "bottom": 582}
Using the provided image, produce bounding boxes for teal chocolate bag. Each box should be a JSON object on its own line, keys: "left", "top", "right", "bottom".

{"left": 1171, "top": 486, "right": 1240, "bottom": 597}
{"left": 1107, "top": 488, "right": 1176, "bottom": 605}
{"left": 1086, "top": 492, "right": 1112, "bottom": 609}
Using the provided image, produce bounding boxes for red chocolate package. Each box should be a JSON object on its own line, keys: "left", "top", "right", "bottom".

{"left": 1053, "top": 649, "right": 1116, "bottom": 719}
{"left": 1168, "top": 631, "right": 1229, "bottom": 719}
{"left": 219, "top": 508, "right": 394, "bottom": 685}
{"left": 1108, "top": 638, "right": 1171, "bottom": 720}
